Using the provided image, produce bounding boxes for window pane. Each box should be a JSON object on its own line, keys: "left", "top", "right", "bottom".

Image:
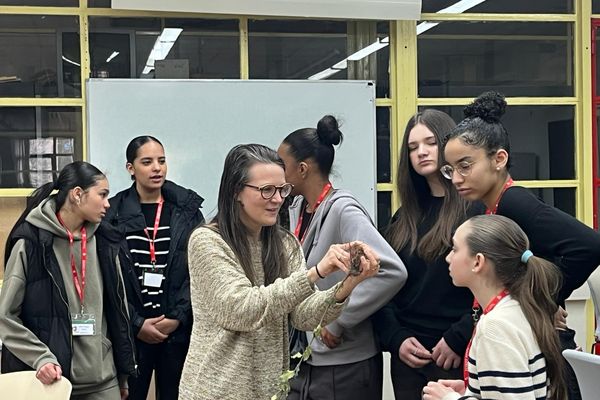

{"left": 249, "top": 20, "right": 390, "bottom": 98}
{"left": 418, "top": 22, "right": 573, "bottom": 97}
{"left": 0, "top": 197, "right": 26, "bottom": 277}
{"left": 0, "top": 107, "right": 82, "bottom": 188}
{"left": 422, "top": 105, "right": 575, "bottom": 180}
{"left": 377, "top": 107, "right": 391, "bottom": 183}
{"left": 377, "top": 191, "right": 392, "bottom": 230}
{"left": 597, "top": 105, "right": 600, "bottom": 177}
{"left": 595, "top": 1, "right": 600, "bottom": 13}
{"left": 89, "top": 0, "right": 111, "bottom": 6}
{"left": 89, "top": 17, "right": 239, "bottom": 79}
{"left": 535, "top": 188, "right": 576, "bottom": 217}
{"left": 596, "top": 27, "right": 600, "bottom": 97}
{"left": 0, "top": 0, "right": 77, "bottom": 5}
{"left": 423, "top": 0, "right": 573, "bottom": 13}
{"left": 0, "top": 15, "right": 80, "bottom": 98}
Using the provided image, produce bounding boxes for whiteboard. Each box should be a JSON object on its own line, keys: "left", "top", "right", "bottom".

{"left": 86, "top": 79, "right": 377, "bottom": 219}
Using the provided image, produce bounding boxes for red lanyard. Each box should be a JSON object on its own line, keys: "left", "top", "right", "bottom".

{"left": 486, "top": 178, "right": 514, "bottom": 215}
{"left": 57, "top": 212, "right": 87, "bottom": 313}
{"left": 294, "top": 182, "right": 332, "bottom": 243}
{"left": 464, "top": 289, "right": 510, "bottom": 387}
{"left": 143, "top": 197, "right": 164, "bottom": 267}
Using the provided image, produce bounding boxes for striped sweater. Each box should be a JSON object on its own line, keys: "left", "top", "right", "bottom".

{"left": 180, "top": 227, "right": 347, "bottom": 400}
{"left": 443, "top": 296, "right": 548, "bottom": 400}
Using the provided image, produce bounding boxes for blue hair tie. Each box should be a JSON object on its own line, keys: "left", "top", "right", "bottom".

{"left": 521, "top": 250, "right": 533, "bottom": 264}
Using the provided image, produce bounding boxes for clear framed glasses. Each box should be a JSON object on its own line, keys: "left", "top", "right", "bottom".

{"left": 245, "top": 183, "right": 294, "bottom": 199}
{"left": 440, "top": 160, "right": 477, "bottom": 180}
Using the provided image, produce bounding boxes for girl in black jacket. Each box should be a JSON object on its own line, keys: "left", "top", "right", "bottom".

{"left": 104, "top": 135, "right": 204, "bottom": 400}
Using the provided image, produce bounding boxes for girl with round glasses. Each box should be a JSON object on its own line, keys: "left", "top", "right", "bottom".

{"left": 443, "top": 91, "right": 600, "bottom": 400}
{"left": 278, "top": 115, "right": 407, "bottom": 400}
{"left": 373, "top": 110, "right": 483, "bottom": 400}
{"left": 180, "top": 144, "right": 381, "bottom": 400}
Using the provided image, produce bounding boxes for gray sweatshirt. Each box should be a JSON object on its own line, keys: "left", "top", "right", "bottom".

{"left": 0, "top": 198, "right": 120, "bottom": 394}
{"left": 289, "top": 189, "right": 407, "bottom": 365}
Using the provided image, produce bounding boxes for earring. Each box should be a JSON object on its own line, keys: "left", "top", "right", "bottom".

{"left": 76, "top": 197, "right": 81, "bottom": 205}
{"left": 471, "top": 268, "right": 476, "bottom": 272}
{"left": 496, "top": 166, "right": 500, "bottom": 171}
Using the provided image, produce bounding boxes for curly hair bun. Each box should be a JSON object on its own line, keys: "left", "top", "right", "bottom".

{"left": 463, "top": 91, "right": 506, "bottom": 123}
{"left": 316, "top": 115, "right": 343, "bottom": 146}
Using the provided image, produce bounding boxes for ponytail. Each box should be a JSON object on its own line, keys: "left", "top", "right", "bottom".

{"left": 4, "top": 161, "right": 105, "bottom": 266}
{"left": 509, "top": 255, "right": 566, "bottom": 400}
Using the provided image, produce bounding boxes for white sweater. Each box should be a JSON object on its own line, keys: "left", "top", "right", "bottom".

{"left": 443, "top": 296, "right": 548, "bottom": 400}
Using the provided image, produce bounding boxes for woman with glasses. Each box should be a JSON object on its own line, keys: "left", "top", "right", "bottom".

{"left": 104, "top": 136, "right": 205, "bottom": 400}
{"left": 277, "top": 115, "right": 407, "bottom": 400}
{"left": 373, "top": 110, "right": 483, "bottom": 400}
{"left": 442, "top": 90, "right": 600, "bottom": 400}
{"left": 180, "top": 144, "right": 381, "bottom": 400}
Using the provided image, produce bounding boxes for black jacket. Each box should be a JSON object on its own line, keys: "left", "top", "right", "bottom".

{"left": 1, "top": 221, "right": 137, "bottom": 379}
{"left": 104, "top": 181, "right": 204, "bottom": 341}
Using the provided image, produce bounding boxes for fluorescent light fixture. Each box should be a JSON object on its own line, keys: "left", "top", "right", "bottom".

{"left": 310, "top": 0, "right": 488, "bottom": 80}
{"left": 142, "top": 28, "right": 183, "bottom": 75}
{"left": 106, "top": 51, "right": 120, "bottom": 63}
{"left": 62, "top": 55, "right": 80, "bottom": 67}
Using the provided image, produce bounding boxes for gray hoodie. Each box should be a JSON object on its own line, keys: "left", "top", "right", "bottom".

{"left": 0, "top": 198, "right": 120, "bottom": 394}
{"left": 289, "top": 189, "right": 407, "bottom": 365}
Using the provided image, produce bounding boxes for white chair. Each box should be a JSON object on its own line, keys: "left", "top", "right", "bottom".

{"left": 562, "top": 349, "right": 600, "bottom": 400}
{"left": 0, "top": 370, "right": 72, "bottom": 399}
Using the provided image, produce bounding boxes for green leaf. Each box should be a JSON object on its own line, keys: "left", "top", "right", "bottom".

{"left": 291, "top": 352, "right": 303, "bottom": 359}
{"left": 279, "top": 369, "right": 296, "bottom": 383}
{"left": 271, "top": 395, "right": 278, "bottom": 400}
{"left": 302, "top": 346, "right": 312, "bottom": 361}
{"left": 313, "top": 324, "right": 322, "bottom": 338}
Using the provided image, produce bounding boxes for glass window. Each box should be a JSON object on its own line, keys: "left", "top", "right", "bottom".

{"left": 377, "top": 191, "right": 392, "bottom": 230}
{"left": 377, "top": 107, "right": 391, "bottom": 183}
{"left": 89, "top": 17, "right": 239, "bottom": 79}
{"left": 596, "top": 27, "right": 600, "bottom": 97}
{"left": 0, "top": 15, "right": 80, "bottom": 98}
{"left": 0, "top": 197, "right": 26, "bottom": 275}
{"left": 594, "top": 1, "right": 600, "bottom": 14}
{"left": 0, "top": 0, "right": 77, "bottom": 5}
{"left": 422, "top": 0, "right": 573, "bottom": 13}
{"left": 418, "top": 22, "right": 574, "bottom": 97}
{"left": 0, "top": 107, "right": 82, "bottom": 188}
{"left": 249, "top": 20, "right": 390, "bottom": 98}
{"left": 89, "top": 0, "right": 111, "bottom": 6}
{"left": 535, "top": 188, "right": 576, "bottom": 217}
{"left": 423, "top": 105, "right": 575, "bottom": 180}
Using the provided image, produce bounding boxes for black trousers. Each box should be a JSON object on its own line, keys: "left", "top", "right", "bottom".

{"left": 389, "top": 355, "right": 462, "bottom": 400}
{"left": 128, "top": 338, "right": 190, "bottom": 400}
{"left": 287, "top": 353, "right": 383, "bottom": 400}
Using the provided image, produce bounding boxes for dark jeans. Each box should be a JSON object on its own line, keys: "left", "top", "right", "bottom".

{"left": 559, "top": 328, "right": 582, "bottom": 400}
{"left": 128, "top": 338, "right": 189, "bottom": 400}
{"left": 390, "top": 354, "right": 462, "bottom": 400}
{"left": 287, "top": 353, "right": 383, "bottom": 400}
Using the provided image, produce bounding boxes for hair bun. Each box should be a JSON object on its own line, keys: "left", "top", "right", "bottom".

{"left": 316, "top": 115, "right": 343, "bottom": 146}
{"left": 464, "top": 91, "right": 506, "bottom": 123}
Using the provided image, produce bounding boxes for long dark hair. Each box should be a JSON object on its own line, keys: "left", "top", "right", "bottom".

{"left": 444, "top": 91, "right": 512, "bottom": 169}
{"left": 210, "top": 144, "right": 295, "bottom": 285}
{"left": 125, "top": 135, "right": 164, "bottom": 180}
{"left": 464, "top": 215, "right": 566, "bottom": 400}
{"left": 5, "top": 161, "right": 106, "bottom": 264}
{"left": 281, "top": 115, "right": 343, "bottom": 177}
{"left": 386, "top": 109, "right": 467, "bottom": 262}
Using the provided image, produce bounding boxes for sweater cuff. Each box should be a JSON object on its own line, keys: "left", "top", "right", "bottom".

{"left": 388, "top": 328, "right": 416, "bottom": 355}
{"left": 132, "top": 315, "right": 145, "bottom": 337}
{"left": 118, "top": 374, "right": 129, "bottom": 389}
{"left": 443, "top": 331, "right": 467, "bottom": 355}
{"left": 326, "top": 321, "right": 345, "bottom": 337}
{"left": 33, "top": 355, "right": 59, "bottom": 372}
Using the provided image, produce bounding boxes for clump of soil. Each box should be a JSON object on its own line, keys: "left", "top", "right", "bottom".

{"left": 349, "top": 243, "right": 365, "bottom": 276}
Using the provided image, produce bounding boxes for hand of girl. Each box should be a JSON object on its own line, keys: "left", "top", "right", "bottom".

{"left": 316, "top": 243, "right": 352, "bottom": 276}
{"left": 36, "top": 362, "right": 62, "bottom": 385}
{"left": 432, "top": 338, "right": 461, "bottom": 370}
{"left": 345, "top": 241, "right": 380, "bottom": 282}
{"left": 400, "top": 337, "right": 432, "bottom": 368}
{"left": 436, "top": 379, "right": 466, "bottom": 394}
{"left": 422, "top": 381, "right": 456, "bottom": 400}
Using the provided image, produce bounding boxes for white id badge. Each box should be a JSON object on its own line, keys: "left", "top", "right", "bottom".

{"left": 143, "top": 272, "right": 163, "bottom": 288}
{"left": 71, "top": 313, "right": 96, "bottom": 336}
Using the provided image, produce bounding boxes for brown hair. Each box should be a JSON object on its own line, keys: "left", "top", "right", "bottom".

{"left": 386, "top": 109, "right": 468, "bottom": 263}
{"left": 464, "top": 214, "right": 566, "bottom": 400}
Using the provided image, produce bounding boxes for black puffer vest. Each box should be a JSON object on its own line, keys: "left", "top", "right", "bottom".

{"left": 1, "top": 222, "right": 137, "bottom": 379}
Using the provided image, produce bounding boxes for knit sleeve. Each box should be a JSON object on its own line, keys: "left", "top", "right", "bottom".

{"left": 187, "top": 227, "right": 316, "bottom": 332}
{"left": 467, "top": 316, "right": 546, "bottom": 400}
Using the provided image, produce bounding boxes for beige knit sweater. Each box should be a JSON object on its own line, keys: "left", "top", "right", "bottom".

{"left": 180, "top": 227, "right": 346, "bottom": 400}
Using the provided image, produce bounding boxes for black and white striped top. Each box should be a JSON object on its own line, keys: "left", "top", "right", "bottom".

{"left": 126, "top": 202, "right": 171, "bottom": 317}
{"left": 444, "top": 296, "right": 548, "bottom": 400}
